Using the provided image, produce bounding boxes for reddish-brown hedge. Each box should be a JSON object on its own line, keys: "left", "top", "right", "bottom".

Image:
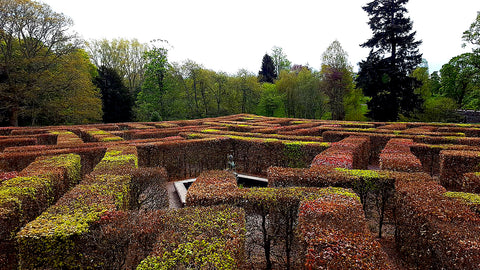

{"left": 297, "top": 194, "right": 393, "bottom": 269}
{"left": 395, "top": 174, "right": 480, "bottom": 269}
{"left": 439, "top": 150, "right": 480, "bottom": 190}
{"left": 379, "top": 138, "right": 423, "bottom": 172}
{"left": 311, "top": 136, "right": 370, "bottom": 169}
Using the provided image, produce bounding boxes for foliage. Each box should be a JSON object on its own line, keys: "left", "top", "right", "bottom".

{"left": 276, "top": 68, "right": 326, "bottom": 119}
{"left": 0, "top": 0, "right": 80, "bottom": 126}
{"left": 357, "top": 0, "right": 423, "bottom": 121}
{"left": 137, "top": 205, "right": 246, "bottom": 270}
{"left": 258, "top": 54, "right": 277, "bottom": 83}
{"left": 462, "top": 11, "right": 480, "bottom": 49}
{"left": 85, "top": 38, "right": 149, "bottom": 94}
{"left": 95, "top": 66, "right": 133, "bottom": 122}
{"left": 135, "top": 42, "right": 170, "bottom": 121}
{"left": 256, "top": 83, "right": 286, "bottom": 117}
{"left": 439, "top": 52, "right": 480, "bottom": 109}
{"left": 271, "top": 46, "right": 291, "bottom": 76}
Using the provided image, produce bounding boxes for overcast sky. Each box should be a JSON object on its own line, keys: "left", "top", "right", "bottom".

{"left": 40, "top": 0, "right": 479, "bottom": 74}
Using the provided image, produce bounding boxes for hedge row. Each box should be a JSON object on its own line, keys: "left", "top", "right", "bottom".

{"left": 197, "top": 128, "right": 324, "bottom": 142}
{"left": 311, "top": 136, "right": 370, "bottom": 169}
{"left": 0, "top": 154, "right": 81, "bottom": 269}
{"left": 394, "top": 173, "right": 480, "bottom": 269}
{"left": 138, "top": 136, "right": 329, "bottom": 180}
{"left": 463, "top": 172, "right": 480, "bottom": 193}
{"left": 137, "top": 205, "right": 246, "bottom": 270}
{"left": 439, "top": 150, "right": 480, "bottom": 191}
{"left": 118, "top": 125, "right": 213, "bottom": 140}
{"left": 297, "top": 193, "right": 393, "bottom": 269}
{"left": 79, "top": 128, "right": 124, "bottom": 142}
{"left": 0, "top": 138, "right": 37, "bottom": 151}
{"left": 49, "top": 130, "right": 84, "bottom": 147}
{"left": 185, "top": 170, "right": 386, "bottom": 268}
{"left": 16, "top": 146, "right": 138, "bottom": 269}
{"left": 0, "top": 145, "right": 106, "bottom": 175}
{"left": 137, "top": 138, "right": 231, "bottom": 180}
{"left": 379, "top": 138, "right": 423, "bottom": 172}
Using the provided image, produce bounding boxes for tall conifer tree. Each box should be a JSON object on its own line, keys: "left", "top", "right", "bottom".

{"left": 357, "top": 0, "right": 422, "bottom": 121}
{"left": 258, "top": 54, "right": 277, "bottom": 83}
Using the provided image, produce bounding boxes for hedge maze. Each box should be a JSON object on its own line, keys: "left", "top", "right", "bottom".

{"left": 1, "top": 114, "right": 480, "bottom": 269}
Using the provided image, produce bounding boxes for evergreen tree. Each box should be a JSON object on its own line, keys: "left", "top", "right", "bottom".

{"left": 258, "top": 54, "right": 277, "bottom": 83}
{"left": 95, "top": 66, "right": 133, "bottom": 123}
{"left": 357, "top": 0, "right": 423, "bottom": 121}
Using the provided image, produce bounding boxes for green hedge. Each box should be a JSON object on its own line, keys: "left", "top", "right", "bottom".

{"left": 16, "top": 146, "right": 138, "bottom": 269}
{"left": 136, "top": 205, "right": 246, "bottom": 270}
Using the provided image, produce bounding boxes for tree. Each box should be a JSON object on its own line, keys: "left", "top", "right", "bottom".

{"left": 276, "top": 67, "right": 326, "bottom": 119}
{"left": 320, "top": 40, "right": 352, "bottom": 120}
{"left": 135, "top": 41, "right": 169, "bottom": 121}
{"left": 439, "top": 53, "right": 480, "bottom": 109}
{"left": 258, "top": 54, "right": 277, "bottom": 83}
{"left": 0, "top": 0, "right": 78, "bottom": 126}
{"left": 271, "top": 46, "right": 291, "bottom": 77}
{"left": 85, "top": 38, "right": 149, "bottom": 94}
{"left": 94, "top": 66, "right": 133, "bottom": 123}
{"left": 236, "top": 69, "right": 261, "bottom": 113}
{"left": 23, "top": 49, "right": 102, "bottom": 125}
{"left": 256, "top": 83, "right": 285, "bottom": 117}
{"left": 462, "top": 11, "right": 480, "bottom": 50}
{"left": 357, "top": 0, "right": 423, "bottom": 121}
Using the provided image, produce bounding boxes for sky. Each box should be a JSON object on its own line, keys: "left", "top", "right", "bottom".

{"left": 40, "top": 0, "right": 480, "bottom": 74}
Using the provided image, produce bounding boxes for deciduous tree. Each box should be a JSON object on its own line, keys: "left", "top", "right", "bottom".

{"left": 0, "top": 0, "right": 78, "bottom": 126}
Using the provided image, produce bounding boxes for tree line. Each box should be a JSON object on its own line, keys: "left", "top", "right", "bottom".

{"left": 1, "top": 0, "right": 479, "bottom": 126}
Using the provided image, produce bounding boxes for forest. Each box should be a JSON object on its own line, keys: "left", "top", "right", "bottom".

{"left": 0, "top": 0, "right": 479, "bottom": 126}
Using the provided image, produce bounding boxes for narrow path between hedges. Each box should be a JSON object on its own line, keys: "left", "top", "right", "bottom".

{"left": 166, "top": 182, "right": 182, "bottom": 209}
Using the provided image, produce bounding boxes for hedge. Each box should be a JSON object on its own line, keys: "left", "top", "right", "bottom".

{"left": 79, "top": 128, "right": 124, "bottom": 142}
{"left": 197, "top": 128, "right": 324, "bottom": 142}
{"left": 0, "top": 154, "right": 81, "bottom": 242}
{"left": 186, "top": 170, "right": 364, "bottom": 268}
{"left": 297, "top": 193, "right": 393, "bottom": 269}
{"left": 311, "top": 136, "right": 370, "bottom": 169}
{"left": 394, "top": 174, "right": 480, "bottom": 269}
{"left": 16, "top": 146, "right": 138, "bottom": 269}
{"left": 0, "top": 138, "right": 37, "bottom": 151}
{"left": 136, "top": 205, "right": 246, "bottom": 270}
{"left": 379, "top": 138, "right": 423, "bottom": 172}
{"left": 439, "top": 150, "right": 480, "bottom": 190}
{"left": 0, "top": 146, "right": 106, "bottom": 175}
{"left": 49, "top": 130, "right": 84, "bottom": 147}
{"left": 0, "top": 154, "right": 81, "bottom": 269}
{"left": 463, "top": 172, "right": 480, "bottom": 193}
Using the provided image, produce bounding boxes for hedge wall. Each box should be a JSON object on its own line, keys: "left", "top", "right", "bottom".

{"left": 439, "top": 150, "right": 480, "bottom": 190}
{"left": 0, "top": 154, "right": 81, "bottom": 269}
{"left": 297, "top": 193, "right": 393, "bottom": 269}
{"left": 379, "top": 138, "right": 422, "bottom": 173}
{"left": 394, "top": 174, "right": 480, "bottom": 269}
{"left": 311, "top": 136, "right": 370, "bottom": 169}
{"left": 136, "top": 205, "right": 246, "bottom": 270}
{"left": 16, "top": 146, "right": 138, "bottom": 269}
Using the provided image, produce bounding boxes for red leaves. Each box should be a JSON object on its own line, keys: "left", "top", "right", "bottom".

{"left": 297, "top": 194, "right": 392, "bottom": 269}
{"left": 0, "top": 171, "right": 17, "bottom": 182}
{"left": 379, "top": 138, "right": 422, "bottom": 172}
{"left": 311, "top": 136, "right": 370, "bottom": 169}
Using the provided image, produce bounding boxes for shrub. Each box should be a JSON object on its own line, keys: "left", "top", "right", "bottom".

{"left": 439, "top": 150, "right": 480, "bottom": 190}
{"left": 16, "top": 146, "right": 138, "bottom": 268}
{"left": 136, "top": 205, "right": 246, "bottom": 270}
{"left": 311, "top": 136, "right": 370, "bottom": 169}
{"left": 297, "top": 193, "right": 393, "bottom": 269}
{"left": 395, "top": 174, "right": 480, "bottom": 269}
{"left": 379, "top": 138, "right": 423, "bottom": 172}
